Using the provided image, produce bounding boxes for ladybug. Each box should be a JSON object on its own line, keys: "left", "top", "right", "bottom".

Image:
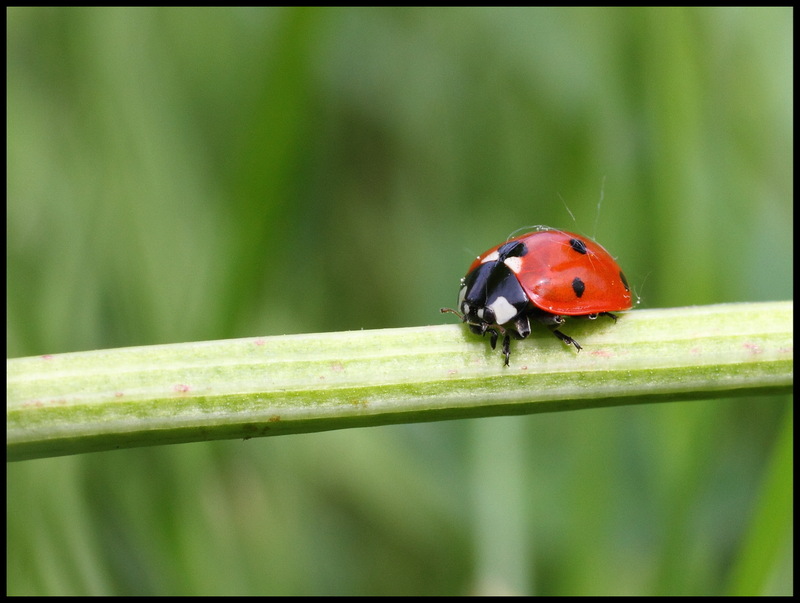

{"left": 442, "top": 228, "right": 632, "bottom": 365}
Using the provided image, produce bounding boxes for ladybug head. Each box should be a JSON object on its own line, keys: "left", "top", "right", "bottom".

{"left": 458, "top": 258, "right": 529, "bottom": 332}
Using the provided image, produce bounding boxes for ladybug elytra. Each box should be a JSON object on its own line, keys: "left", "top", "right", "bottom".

{"left": 442, "top": 228, "right": 632, "bottom": 365}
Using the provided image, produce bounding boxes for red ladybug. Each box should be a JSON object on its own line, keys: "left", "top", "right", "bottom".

{"left": 442, "top": 228, "right": 632, "bottom": 365}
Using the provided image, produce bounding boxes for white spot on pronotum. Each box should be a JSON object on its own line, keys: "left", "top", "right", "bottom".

{"left": 504, "top": 256, "right": 523, "bottom": 273}
{"left": 488, "top": 296, "right": 517, "bottom": 325}
{"left": 481, "top": 250, "right": 499, "bottom": 264}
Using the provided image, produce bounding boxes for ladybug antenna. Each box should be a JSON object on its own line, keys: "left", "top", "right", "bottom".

{"left": 593, "top": 175, "right": 606, "bottom": 241}
{"left": 557, "top": 192, "right": 578, "bottom": 227}
{"left": 631, "top": 269, "right": 651, "bottom": 308}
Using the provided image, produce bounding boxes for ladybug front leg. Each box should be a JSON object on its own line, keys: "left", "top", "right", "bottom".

{"left": 512, "top": 314, "right": 532, "bottom": 339}
{"left": 488, "top": 328, "right": 499, "bottom": 351}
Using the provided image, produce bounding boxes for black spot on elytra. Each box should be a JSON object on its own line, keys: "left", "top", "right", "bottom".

{"left": 499, "top": 240, "right": 528, "bottom": 258}
{"left": 569, "top": 238, "right": 588, "bottom": 254}
{"left": 572, "top": 276, "right": 585, "bottom": 298}
{"left": 620, "top": 271, "right": 630, "bottom": 291}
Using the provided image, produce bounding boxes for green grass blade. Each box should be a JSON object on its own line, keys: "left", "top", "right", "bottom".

{"left": 7, "top": 301, "right": 793, "bottom": 461}
{"left": 725, "top": 404, "right": 793, "bottom": 595}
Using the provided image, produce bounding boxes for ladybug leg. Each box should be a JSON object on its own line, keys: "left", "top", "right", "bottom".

{"left": 512, "top": 315, "right": 532, "bottom": 339}
{"left": 549, "top": 327, "right": 583, "bottom": 352}
{"left": 534, "top": 312, "right": 583, "bottom": 352}
{"left": 488, "top": 328, "right": 499, "bottom": 350}
{"left": 486, "top": 325, "right": 515, "bottom": 366}
{"left": 586, "top": 312, "right": 618, "bottom": 323}
{"left": 480, "top": 323, "right": 506, "bottom": 351}
{"left": 501, "top": 334, "right": 511, "bottom": 366}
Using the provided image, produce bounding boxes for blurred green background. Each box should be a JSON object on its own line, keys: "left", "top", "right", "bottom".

{"left": 7, "top": 7, "right": 792, "bottom": 595}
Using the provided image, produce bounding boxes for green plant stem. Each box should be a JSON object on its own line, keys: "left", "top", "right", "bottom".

{"left": 7, "top": 301, "right": 793, "bottom": 461}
